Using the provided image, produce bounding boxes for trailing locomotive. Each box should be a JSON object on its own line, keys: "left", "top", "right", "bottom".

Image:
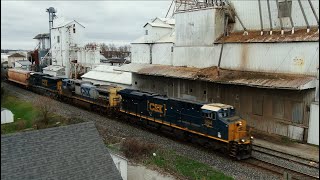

{"left": 6, "top": 68, "right": 252, "bottom": 160}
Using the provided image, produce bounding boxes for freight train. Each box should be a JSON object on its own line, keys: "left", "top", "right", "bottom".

{"left": 6, "top": 68, "right": 253, "bottom": 160}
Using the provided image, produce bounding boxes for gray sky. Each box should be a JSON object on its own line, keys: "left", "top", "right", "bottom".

{"left": 1, "top": 1, "right": 173, "bottom": 50}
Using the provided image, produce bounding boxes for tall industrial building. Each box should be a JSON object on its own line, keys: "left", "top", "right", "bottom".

{"left": 116, "top": 0, "right": 319, "bottom": 144}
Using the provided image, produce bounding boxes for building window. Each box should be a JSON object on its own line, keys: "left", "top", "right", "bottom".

{"left": 278, "top": 0, "right": 292, "bottom": 18}
{"left": 57, "top": 36, "right": 60, "bottom": 43}
{"left": 171, "top": 46, "right": 174, "bottom": 52}
{"left": 252, "top": 96, "right": 263, "bottom": 116}
{"left": 273, "top": 98, "right": 284, "bottom": 119}
{"left": 190, "top": 89, "right": 193, "bottom": 93}
{"left": 73, "top": 28, "right": 76, "bottom": 33}
{"left": 204, "top": 90, "right": 207, "bottom": 95}
{"left": 145, "top": 30, "right": 148, "bottom": 35}
{"left": 135, "top": 81, "right": 137, "bottom": 85}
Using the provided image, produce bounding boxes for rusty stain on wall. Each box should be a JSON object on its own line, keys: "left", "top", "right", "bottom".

{"left": 215, "top": 28, "right": 319, "bottom": 43}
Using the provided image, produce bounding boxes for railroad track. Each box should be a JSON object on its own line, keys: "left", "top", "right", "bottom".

{"left": 245, "top": 157, "right": 319, "bottom": 180}
{"left": 253, "top": 144, "right": 319, "bottom": 169}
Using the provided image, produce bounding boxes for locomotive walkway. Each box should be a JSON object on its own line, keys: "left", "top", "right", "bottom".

{"left": 253, "top": 138, "right": 319, "bottom": 163}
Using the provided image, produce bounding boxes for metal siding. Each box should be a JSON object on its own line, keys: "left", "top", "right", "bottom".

{"left": 131, "top": 74, "right": 315, "bottom": 141}
{"left": 131, "top": 44, "right": 150, "bottom": 64}
{"left": 143, "top": 25, "right": 173, "bottom": 43}
{"left": 173, "top": 46, "right": 219, "bottom": 68}
{"left": 152, "top": 43, "right": 173, "bottom": 65}
{"left": 221, "top": 42, "right": 319, "bottom": 76}
{"left": 307, "top": 102, "right": 319, "bottom": 145}
{"left": 272, "top": 97, "right": 285, "bottom": 119}
{"left": 288, "top": 125, "right": 304, "bottom": 140}
{"left": 175, "top": 8, "right": 223, "bottom": 46}
{"left": 291, "top": 102, "right": 304, "bottom": 124}
{"left": 172, "top": 42, "right": 318, "bottom": 75}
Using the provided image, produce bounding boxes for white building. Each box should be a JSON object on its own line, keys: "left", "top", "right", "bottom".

{"left": 33, "top": 33, "right": 50, "bottom": 50}
{"left": 116, "top": 0, "right": 319, "bottom": 142}
{"left": 48, "top": 17, "right": 101, "bottom": 78}
{"left": 1, "top": 108, "right": 14, "bottom": 124}
{"left": 131, "top": 17, "right": 175, "bottom": 65}
{"left": 8, "top": 53, "right": 26, "bottom": 68}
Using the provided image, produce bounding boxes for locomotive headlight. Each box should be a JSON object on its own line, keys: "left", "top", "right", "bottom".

{"left": 237, "top": 122, "right": 242, "bottom": 126}
{"left": 241, "top": 139, "right": 245, "bottom": 143}
{"left": 250, "top": 136, "right": 254, "bottom": 140}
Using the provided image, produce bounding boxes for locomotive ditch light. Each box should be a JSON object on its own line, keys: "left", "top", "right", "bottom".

{"left": 241, "top": 139, "right": 245, "bottom": 143}
{"left": 237, "top": 122, "right": 242, "bottom": 126}
{"left": 250, "top": 136, "right": 254, "bottom": 140}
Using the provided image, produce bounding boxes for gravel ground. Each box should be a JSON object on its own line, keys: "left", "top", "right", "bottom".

{"left": 3, "top": 82, "right": 280, "bottom": 180}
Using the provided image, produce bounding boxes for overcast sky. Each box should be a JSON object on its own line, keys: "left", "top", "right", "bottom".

{"left": 1, "top": 1, "right": 173, "bottom": 50}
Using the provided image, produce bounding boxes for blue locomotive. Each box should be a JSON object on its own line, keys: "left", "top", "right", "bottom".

{"left": 118, "top": 88, "right": 252, "bottom": 160}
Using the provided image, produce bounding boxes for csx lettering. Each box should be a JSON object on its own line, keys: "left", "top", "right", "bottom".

{"left": 149, "top": 103, "right": 163, "bottom": 113}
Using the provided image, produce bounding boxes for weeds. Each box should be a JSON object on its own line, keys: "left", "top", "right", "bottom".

{"left": 120, "top": 138, "right": 157, "bottom": 159}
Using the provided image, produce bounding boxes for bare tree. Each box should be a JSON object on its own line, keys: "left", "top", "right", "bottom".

{"left": 108, "top": 43, "right": 117, "bottom": 51}
{"left": 34, "top": 96, "right": 57, "bottom": 125}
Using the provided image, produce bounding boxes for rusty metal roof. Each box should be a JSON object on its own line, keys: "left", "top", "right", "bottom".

{"left": 115, "top": 64, "right": 316, "bottom": 90}
{"left": 215, "top": 28, "right": 319, "bottom": 43}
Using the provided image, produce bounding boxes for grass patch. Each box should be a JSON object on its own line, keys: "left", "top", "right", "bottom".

{"left": 145, "top": 150, "right": 233, "bottom": 180}
{"left": 1, "top": 94, "right": 71, "bottom": 134}
{"left": 1, "top": 95, "right": 39, "bottom": 134}
{"left": 2, "top": 95, "right": 39, "bottom": 126}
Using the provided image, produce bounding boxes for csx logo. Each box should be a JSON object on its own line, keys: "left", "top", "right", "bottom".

{"left": 149, "top": 103, "right": 163, "bottom": 114}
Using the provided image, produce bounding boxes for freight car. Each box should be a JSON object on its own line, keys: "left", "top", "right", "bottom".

{"left": 6, "top": 69, "right": 252, "bottom": 160}
{"left": 7, "top": 69, "right": 31, "bottom": 86}
{"left": 118, "top": 89, "right": 252, "bottom": 160}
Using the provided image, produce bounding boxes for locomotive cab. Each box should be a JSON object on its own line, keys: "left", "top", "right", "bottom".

{"left": 201, "top": 103, "right": 252, "bottom": 160}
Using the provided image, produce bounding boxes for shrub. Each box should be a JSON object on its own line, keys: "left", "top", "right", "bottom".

{"left": 33, "top": 118, "right": 48, "bottom": 129}
{"left": 121, "top": 138, "right": 157, "bottom": 159}
{"left": 15, "top": 120, "right": 27, "bottom": 130}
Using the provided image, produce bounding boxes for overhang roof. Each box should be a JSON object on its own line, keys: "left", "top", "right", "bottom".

{"left": 53, "top": 20, "right": 85, "bottom": 29}
{"left": 114, "top": 63, "right": 316, "bottom": 90}
{"left": 33, "top": 33, "right": 50, "bottom": 39}
{"left": 81, "top": 65, "right": 132, "bottom": 85}
{"left": 143, "top": 22, "right": 173, "bottom": 28}
{"left": 8, "top": 53, "right": 25, "bottom": 58}
{"left": 215, "top": 28, "right": 319, "bottom": 43}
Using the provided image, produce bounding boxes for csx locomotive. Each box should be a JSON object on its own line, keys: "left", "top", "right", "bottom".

{"left": 7, "top": 68, "right": 253, "bottom": 160}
